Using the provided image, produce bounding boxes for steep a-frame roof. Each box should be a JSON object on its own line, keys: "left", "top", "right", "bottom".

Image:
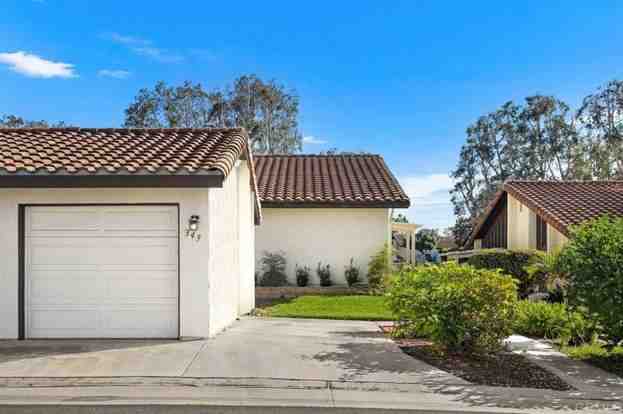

{"left": 254, "top": 154, "right": 410, "bottom": 208}
{"left": 466, "top": 180, "right": 623, "bottom": 246}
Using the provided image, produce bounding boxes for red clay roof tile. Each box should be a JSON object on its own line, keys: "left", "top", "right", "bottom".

{"left": 0, "top": 127, "right": 250, "bottom": 177}
{"left": 0, "top": 127, "right": 262, "bottom": 223}
{"left": 467, "top": 180, "right": 623, "bottom": 247}
{"left": 254, "top": 154, "right": 410, "bottom": 208}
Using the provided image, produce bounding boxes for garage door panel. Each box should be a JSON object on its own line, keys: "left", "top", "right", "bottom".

{"left": 29, "top": 270, "right": 100, "bottom": 304}
{"left": 26, "top": 205, "right": 179, "bottom": 339}
{"left": 30, "top": 308, "right": 99, "bottom": 332}
{"left": 29, "top": 239, "right": 177, "bottom": 266}
{"left": 99, "top": 242, "right": 177, "bottom": 266}
{"left": 104, "top": 273, "right": 178, "bottom": 299}
{"left": 100, "top": 307, "right": 178, "bottom": 331}
{"left": 30, "top": 242, "right": 102, "bottom": 266}
{"left": 29, "top": 210, "right": 99, "bottom": 233}
{"left": 101, "top": 209, "right": 177, "bottom": 233}
{"left": 29, "top": 273, "right": 177, "bottom": 305}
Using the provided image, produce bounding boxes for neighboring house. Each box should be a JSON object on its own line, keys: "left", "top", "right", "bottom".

{"left": 0, "top": 128, "right": 260, "bottom": 340}
{"left": 254, "top": 154, "right": 410, "bottom": 285}
{"left": 466, "top": 180, "right": 623, "bottom": 253}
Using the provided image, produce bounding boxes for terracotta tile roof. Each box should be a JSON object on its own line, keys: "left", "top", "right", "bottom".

{"left": 0, "top": 127, "right": 262, "bottom": 223}
{"left": 254, "top": 154, "right": 410, "bottom": 208}
{"left": 0, "top": 127, "right": 249, "bottom": 176}
{"left": 504, "top": 180, "right": 623, "bottom": 235}
{"left": 467, "top": 180, "right": 623, "bottom": 246}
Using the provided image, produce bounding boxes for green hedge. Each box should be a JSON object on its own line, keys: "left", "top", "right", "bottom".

{"left": 467, "top": 249, "right": 545, "bottom": 297}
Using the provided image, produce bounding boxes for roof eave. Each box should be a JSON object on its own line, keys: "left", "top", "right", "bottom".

{"left": 260, "top": 200, "right": 411, "bottom": 209}
{"left": 0, "top": 172, "right": 225, "bottom": 188}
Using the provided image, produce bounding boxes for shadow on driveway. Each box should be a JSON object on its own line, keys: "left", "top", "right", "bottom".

{"left": 0, "top": 340, "right": 184, "bottom": 364}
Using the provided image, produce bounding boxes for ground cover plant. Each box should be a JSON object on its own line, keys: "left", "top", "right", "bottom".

{"left": 562, "top": 343, "right": 623, "bottom": 379}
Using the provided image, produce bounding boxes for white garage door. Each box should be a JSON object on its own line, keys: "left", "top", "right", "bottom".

{"left": 25, "top": 205, "right": 179, "bottom": 339}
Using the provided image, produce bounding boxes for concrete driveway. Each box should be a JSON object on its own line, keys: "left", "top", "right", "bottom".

{"left": 0, "top": 317, "right": 463, "bottom": 385}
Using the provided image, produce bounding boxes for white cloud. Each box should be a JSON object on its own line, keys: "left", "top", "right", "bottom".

{"left": 132, "top": 46, "right": 184, "bottom": 63}
{"left": 0, "top": 51, "right": 76, "bottom": 78}
{"left": 107, "top": 32, "right": 150, "bottom": 46}
{"left": 105, "top": 32, "right": 183, "bottom": 63}
{"left": 98, "top": 69, "right": 131, "bottom": 79}
{"left": 303, "top": 136, "right": 328, "bottom": 145}
{"left": 397, "top": 173, "right": 455, "bottom": 230}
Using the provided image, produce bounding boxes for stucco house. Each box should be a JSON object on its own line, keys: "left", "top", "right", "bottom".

{"left": 467, "top": 180, "right": 623, "bottom": 253}
{"left": 0, "top": 128, "right": 260, "bottom": 340}
{"left": 254, "top": 154, "right": 410, "bottom": 285}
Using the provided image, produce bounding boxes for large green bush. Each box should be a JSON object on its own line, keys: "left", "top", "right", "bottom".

{"left": 468, "top": 249, "right": 545, "bottom": 297}
{"left": 558, "top": 216, "right": 623, "bottom": 344}
{"left": 386, "top": 262, "right": 518, "bottom": 354}
{"left": 514, "top": 301, "right": 599, "bottom": 345}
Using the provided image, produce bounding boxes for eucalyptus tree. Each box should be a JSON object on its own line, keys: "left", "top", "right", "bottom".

{"left": 123, "top": 75, "right": 302, "bottom": 154}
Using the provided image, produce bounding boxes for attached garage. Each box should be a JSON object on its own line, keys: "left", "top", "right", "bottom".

{"left": 25, "top": 205, "right": 179, "bottom": 339}
{"left": 0, "top": 128, "right": 261, "bottom": 340}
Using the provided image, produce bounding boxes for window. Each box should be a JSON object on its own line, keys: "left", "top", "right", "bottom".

{"left": 536, "top": 215, "right": 547, "bottom": 251}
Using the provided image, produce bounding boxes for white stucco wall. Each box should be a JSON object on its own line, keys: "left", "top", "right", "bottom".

{"left": 237, "top": 163, "right": 256, "bottom": 314}
{"left": 0, "top": 180, "right": 256, "bottom": 339}
{"left": 207, "top": 161, "right": 256, "bottom": 336}
{"left": 255, "top": 208, "right": 391, "bottom": 285}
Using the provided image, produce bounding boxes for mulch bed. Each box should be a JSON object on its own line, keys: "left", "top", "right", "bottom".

{"left": 382, "top": 322, "right": 571, "bottom": 390}
{"left": 398, "top": 342, "right": 572, "bottom": 390}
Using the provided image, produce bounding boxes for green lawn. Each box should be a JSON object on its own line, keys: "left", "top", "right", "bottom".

{"left": 258, "top": 295, "right": 393, "bottom": 321}
{"left": 561, "top": 343, "right": 623, "bottom": 378}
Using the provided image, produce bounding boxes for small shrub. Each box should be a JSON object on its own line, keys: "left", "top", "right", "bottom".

{"left": 514, "top": 301, "right": 599, "bottom": 345}
{"left": 295, "top": 265, "right": 311, "bottom": 287}
{"left": 558, "top": 216, "right": 623, "bottom": 344}
{"left": 524, "top": 251, "right": 568, "bottom": 302}
{"left": 344, "top": 258, "right": 360, "bottom": 287}
{"left": 386, "top": 262, "right": 518, "bottom": 354}
{"left": 468, "top": 249, "right": 545, "bottom": 297}
{"left": 317, "top": 262, "right": 332, "bottom": 287}
{"left": 259, "top": 251, "right": 288, "bottom": 287}
{"left": 368, "top": 244, "right": 393, "bottom": 291}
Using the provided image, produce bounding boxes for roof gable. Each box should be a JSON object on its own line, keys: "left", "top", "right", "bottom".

{"left": 254, "top": 154, "right": 410, "bottom": 208}
{"left": 466, "top": 180, "right": 623, "bottom": 247}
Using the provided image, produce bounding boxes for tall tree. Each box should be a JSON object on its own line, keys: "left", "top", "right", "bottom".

{"left": 577, "top": 80, "right": 623, "bottom": 178}
{"left": 123, "top": 75, "right": 302, "bottom": 154}
{"left": 0, "top": 115, "right": 67, "bottom": 128}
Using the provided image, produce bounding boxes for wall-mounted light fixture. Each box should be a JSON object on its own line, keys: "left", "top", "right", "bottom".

{"left": 186, "top": 215, "right": 201, "bottom": 241}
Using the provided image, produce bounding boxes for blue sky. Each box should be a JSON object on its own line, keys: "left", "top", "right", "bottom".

{"left": 2, "top": 1, "right": 623, "bottom": 229}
